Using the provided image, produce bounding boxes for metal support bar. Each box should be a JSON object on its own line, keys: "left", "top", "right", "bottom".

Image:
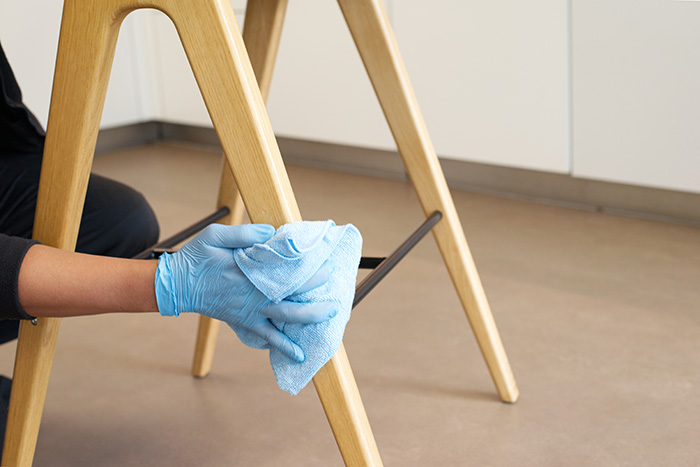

{"left": 134, "top": 208, "right": 441, "bottom": 311}
{"left": 359, "top": 257, "right": 385, "bottom": 269}
{"left": 133, "top": 206, "right": 231, "bottom": 259}
{"left": 353, "top": 211, "right": 442, "bottom": 308}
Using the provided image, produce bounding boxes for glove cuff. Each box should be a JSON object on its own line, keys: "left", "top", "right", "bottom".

{"left": 155, "top": 253, "right": 179, "bottom": 317}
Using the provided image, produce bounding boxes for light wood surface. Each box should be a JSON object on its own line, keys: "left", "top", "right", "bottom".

{"left": 191, "top": 161, "right": 245, "bottom": 378}
{"left": 3, "top": 1, "right": 382, "bottom": 466}
{"left": 182, "top": 1, "right": 382, "bottom": 464}
{"left": 198, "top": 0, "right": 519, "bottom": 404}
{"left": 2, "top": 1, "right": 125, "bottom": 464}
{"left": 241, "top": 0, "right": 289, "bottom": 98}
{"left": 166, "top": 0, "right": 296, "bottom": 223}
{"left": 314, "top": 345, "right": 383, "bottom": 466}
{"left": 337, "top": 0, "right": 519, "bottom": 403}
{"left": 191, "top": 0, "right": 288, "bottom": 379}
{"left": 2, "top": 319, "right": 61, "bottom": 466}
{"left": 191, "top": 314, "right": 222, "bottom": 378}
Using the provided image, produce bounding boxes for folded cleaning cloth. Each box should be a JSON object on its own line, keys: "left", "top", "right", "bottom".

{"left": 233, "top": 220, "right": 362, "bottom": 395}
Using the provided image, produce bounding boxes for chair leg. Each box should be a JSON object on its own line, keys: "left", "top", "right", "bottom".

{"left": 313, "top": 345, "right": 382, "bottom": 465}
{"left": 2, "top": 320, "right": 61, "bottom": 467}
{"left": 192, "top": 165, "right": 244, "bottom": 378}
{"left": 168, "top": 1, "right": 382, "bottom": 464}
{"left": 2, "top": 1, "right": 126, "bottom": 465}
{"left": 191, "top": 0, "right": 288, "bottom": 379}
{"left": 192, "top": 316, "right": 222, "bottom": 378}
{"left": 242, "top": 0, "right": 289, "bottom": 98}
{"left": 337, "top": 0, "right": 519, "bottom": 403}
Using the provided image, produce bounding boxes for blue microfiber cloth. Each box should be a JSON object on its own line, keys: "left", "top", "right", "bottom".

{"left": 233, "top": 220, "right": 362, "bottom": 395}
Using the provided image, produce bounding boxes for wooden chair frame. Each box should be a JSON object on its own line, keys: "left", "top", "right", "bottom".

{"left": 2, "top": 0, "right": 517, "bottom": 466}
{"left": 194, "top": 0, "right": 519, "bottom": 402}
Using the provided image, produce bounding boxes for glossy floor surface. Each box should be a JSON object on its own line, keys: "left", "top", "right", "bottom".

{"left": 1, "top": 143, "right": 699, "bottom": 466}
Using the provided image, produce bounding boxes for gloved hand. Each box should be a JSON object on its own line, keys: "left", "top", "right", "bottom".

{"left": 155, "top": 223, "right": 336, "bottom": 362}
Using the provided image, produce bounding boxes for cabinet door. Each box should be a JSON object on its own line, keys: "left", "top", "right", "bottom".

{"left": 393, "top": 0, "right": 570, "bottom": 172}
{"left": 146, "top": 0, "right": 396, "bottom": 149}
{"left": 266, "top": 0, "right": 395, "bottom": 150}
{"left": 572, "top": 0, "right": 700, "bottom": 193}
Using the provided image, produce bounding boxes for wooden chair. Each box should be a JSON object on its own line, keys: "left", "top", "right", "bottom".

{"left": 194, "top": 0, "right": 519, "bottom": 402}
{"left": 2, "top": 1, "right": 517, "bottom": 466}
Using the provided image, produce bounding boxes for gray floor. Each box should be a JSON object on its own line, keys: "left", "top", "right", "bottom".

{"left": 2, "top": 142, "right": 699, "bottom": 466}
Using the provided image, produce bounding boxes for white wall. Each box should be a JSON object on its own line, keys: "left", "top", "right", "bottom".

{"left": 0, "top": 1, "right": 63, "bottom": 127}
{"left": 141, "top": 7, "right": 245, "bottom": 126}
{"left": 265, "top": 0, "right": 395, "bottom": 151}
{"left": 145, "top": 0, "right": 395, "bottom": 151}
{"left": 572, "top": 0, "right": 700, "bottom": 194}
{"left": 3, "top": 1, "right": 700, "bottom": 195}
{"left": 393, "top": 0, "right": 570, "bottom": 173}
{"left": 0, "top": 3, "right": 152, "bottom": 129}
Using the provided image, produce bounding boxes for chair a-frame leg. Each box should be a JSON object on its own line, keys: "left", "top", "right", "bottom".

{"left": 191, "top": 166, "right": 243, "bottom": 378}
{"left": 3, "top": 1, "right": 382, "bottom": 466}
{"left": 173, "top": 3, "right": 382, "bottom": 464}
{"left": 192, "top": 0, "right": 289, "bottom": 379}
{"left": 337, "top": 0, "right": 518, "bottom": 403}
{"left": 194, "top": 0, "right": 519, "bottom": 403}
{"left": 2, "top": 2, "right": 125, "bottom": 465}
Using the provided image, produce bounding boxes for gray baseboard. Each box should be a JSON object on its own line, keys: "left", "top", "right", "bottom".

{"left": 96, "top": 122, "right": 700, "bottom": 226}
{"left": 95, "top": 122, "right": 162, "bottom": 154}
{"left": 159, "top": 122, "right": 221, "bottom": 148}
{"left": 439, "top": 158, "right": 700, "bottom": 226}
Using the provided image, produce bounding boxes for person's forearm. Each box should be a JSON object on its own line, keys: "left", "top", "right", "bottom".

{"left": 18, "top": 244, "right": 159, "bottom": 317}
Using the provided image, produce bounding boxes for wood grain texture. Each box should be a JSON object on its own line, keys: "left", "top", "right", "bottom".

{"left": 191, "top": 159, "right": 245, "bottom": 378}
{"left": 2, "top": 319, "right": 61, "bottom": 467}
{"left": 164, "top": 0, "right": 298, "bottom": 225}
{"left": 185, "top": 1, "right": 383, "bottom": 464}
{"left": 191, "top": 0, "right": 288, "bottom": 380}
{"left": 337, "top": 0, "right": 519, "bottom": 403}
{"left": 3, "top": 1, "right": 126, "bottom": 464}
{"left": 3, "top": 1, "right": 382, "bottom": 466}
{"left": 191, "top": 314, "right": 223, "bottom": 378}
{"left": 242, "top": 0, "right": 289, "bottom": 98}
{"left": 313, "top": 345, "right": 383, "bottom": 466}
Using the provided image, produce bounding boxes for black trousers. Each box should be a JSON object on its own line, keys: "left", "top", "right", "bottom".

{"left": 0, "top": 151, "right": 160, "bottom": 343}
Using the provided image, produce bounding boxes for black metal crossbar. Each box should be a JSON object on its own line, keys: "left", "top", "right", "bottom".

{"left": 134, "top": 208, "right": 442, "bottom": 311}
{"left": 359, "top": 257, "right": 385, "bottom": 269}
{"left": 133, "top": 206, "right": 231, "bottom": 259}
{"left": 352, "top": 211, "right": 442, "bottom": 309}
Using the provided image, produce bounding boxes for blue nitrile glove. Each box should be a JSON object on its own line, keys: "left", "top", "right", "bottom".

{"left": 154, "top": 223, "right": 336, "bottom": 362}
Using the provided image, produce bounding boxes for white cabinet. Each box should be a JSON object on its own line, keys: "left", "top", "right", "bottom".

{"left": 572, "top": 0, "right": 700, "bottom": 194}
{"left": 154, "top": 0, "right": 571, "bottom": 173}
{"left": 393, "top": 0, "right": 570, "bottom": 172}
{"left": 3, "top": 1, "right": 569, "bottom": 173}
{"left": 144, "top": 0, "right": 396, "bottom": 149}
{"left": 266, "top": 0, "right": 572, "bottom": 174}
{"left": 6, "top": 1, "right": 700, "bottom": 195}
{"left": 265, "top": 0, "right": 395, "bottom": 151}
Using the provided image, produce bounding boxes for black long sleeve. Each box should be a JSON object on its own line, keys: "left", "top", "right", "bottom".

{"left": 0, "top": 233, "right": 37, "bottom": 320}
{"left": 0, "top": 41, "right": 46, "bottom": 155}
{"left": 0, "top": 41, "right": 43, "bottom": 320}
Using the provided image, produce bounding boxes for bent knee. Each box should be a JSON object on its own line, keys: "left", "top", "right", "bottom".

{"left": 77, "top": 175, "right": 160, "bottom": 257}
